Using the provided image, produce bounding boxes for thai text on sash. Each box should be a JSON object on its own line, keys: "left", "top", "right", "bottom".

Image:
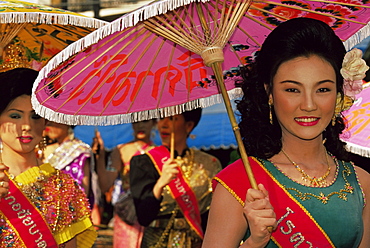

{"left": 0, "top": 179, "right": 58, "bottom": 248}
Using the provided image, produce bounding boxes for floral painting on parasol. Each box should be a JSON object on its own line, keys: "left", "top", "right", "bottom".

{"left": 0, "top": 0, "right": 107, "bottom": 72}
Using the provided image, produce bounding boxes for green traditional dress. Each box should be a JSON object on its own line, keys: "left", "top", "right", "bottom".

{"left": 215, "top": 156, "right": 364, "bottom": 247}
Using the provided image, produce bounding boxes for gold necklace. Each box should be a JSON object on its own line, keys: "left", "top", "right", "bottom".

{"left": 281, "top": 149, "right": 331, "bottom": 187}
{"left": 175, "top": 149, "right": 194, "bottom": 181}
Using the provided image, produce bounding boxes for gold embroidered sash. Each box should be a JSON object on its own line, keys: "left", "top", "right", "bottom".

{"left": 214, "top": 157, "right": 335, "bottom": 247}
{"left": 147, "top": 146, "right": 204, "bottom": 238}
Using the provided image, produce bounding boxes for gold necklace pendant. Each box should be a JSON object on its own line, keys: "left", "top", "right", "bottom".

{"left": 281, "top": 149, "right": 331, "bottom": 187}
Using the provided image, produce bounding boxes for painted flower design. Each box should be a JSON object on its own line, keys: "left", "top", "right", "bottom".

{"left": 248, "top": 0, "right": 370, "bottom": 31}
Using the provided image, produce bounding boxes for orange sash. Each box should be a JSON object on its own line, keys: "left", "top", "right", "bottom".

{"left": 0, "top": 177, "right": 58, "bottom": 248}
{"left": 214, "top": 157, "right": 335, "bottom": 247}
{"left": 147, "top": 146, "right": 204, "bottom": 238}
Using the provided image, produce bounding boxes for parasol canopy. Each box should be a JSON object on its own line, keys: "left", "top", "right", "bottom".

{"left": 341, "top": 82, "right": 370, "bottom": 158}
{"left": 0, "top": 0, "right": 107, "bottom": 72}
{"left": 32, "top": 0, "right": 370, "bottom": 189}
{"left": 31, "top": 0, "right": 370, "bottom": 126}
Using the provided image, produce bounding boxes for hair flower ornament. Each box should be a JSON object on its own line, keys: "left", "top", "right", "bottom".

{"left": 341, "top": 48, "right": 369, "bottom": 99}
{"left": 335, "top": 48, "right": 369, "bottom": 112}
{"left": 333, "top": 49, "right": 369, "bottom": 126}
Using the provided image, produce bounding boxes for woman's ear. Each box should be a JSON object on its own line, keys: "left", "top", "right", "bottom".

{"left": 264, "top": 83, "right": 272, "bottom": 95}
{"left": 264, "top": 84, "right": 273, "bottom": 103}
{"left": 185, "top": 121, "right": 195, "bottom": 135}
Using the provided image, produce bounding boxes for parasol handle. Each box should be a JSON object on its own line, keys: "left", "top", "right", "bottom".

{"left": 211, "top": 62, "right": 258, "bottom": 190}
{"left": 170, "top": 118, "right": 175, "bottom": 160}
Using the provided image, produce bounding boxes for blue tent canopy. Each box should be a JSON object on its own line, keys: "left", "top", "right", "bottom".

{"left": 74, "top": 102, "right": 239, "bottom": 151}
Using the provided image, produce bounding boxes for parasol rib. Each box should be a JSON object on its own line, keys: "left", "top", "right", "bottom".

{"left": 0, "top": 23, "right": 25, "bottom": 53}
{"left": 224, "top": 0, "right": 251, "bottom": 42}
{"left": 98, "top": 33, "right": 159, "bottom": 115}
{"left": 163, "top": 11, "right": 205, "bottom": 45}
{"left": 252, "top": 0, "right": 370, "bottom": 9}
{"left": 36, "top": 25, "right": 139, "bottom": 94}
{"left": 186, "top": 50, "right": 192, "bottom": 102}
{"left": 144, "top": 20, "right": 200, "bottom": 53}
{"left": 195, "top": 4, "right": 212, "bottom": 45}
{"left": 127, "top": 38, "right": 167, "bottom": 113}
{"left": 54, "top": 27, "right": 148, "bottom": 111}
{"left": 202, "top": 3, "right": 218, "bottom": 39}
{"left": 156, "top": 43, "right": 177, "bottom": 110}
{"left": 248, "top": 6, "right": 289, "bottom": 21}
{"left": 217, "top": 0, "right": 236, "bottom": 43}
{"left": 74, "top": 30, "right": 155, "bottom": 115}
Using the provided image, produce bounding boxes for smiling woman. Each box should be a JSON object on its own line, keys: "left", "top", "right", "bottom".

{"left": 0, "top": 68, "right": 97, "bottom": 248}
{"left": 202, "top": 18, "right": 370, "bottom": 248}
{"left": 272, "top": 55, "right": 337, "bottom": 141}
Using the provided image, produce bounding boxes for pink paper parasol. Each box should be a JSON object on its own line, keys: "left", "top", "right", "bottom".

{"left": 32, "top": 0, "right": 370, "bottom": 189}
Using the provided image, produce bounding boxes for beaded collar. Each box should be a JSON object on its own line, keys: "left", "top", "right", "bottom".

{"left": 265, "top": 158, "right": 355, "bottom": 204}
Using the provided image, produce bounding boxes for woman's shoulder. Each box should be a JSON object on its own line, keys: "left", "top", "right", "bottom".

{"left": 192, "top": 149, "right": 222, "bottom": 168}
{"left": 354, "top": 165, "right": 370, "bottom": 188}
{"left": 60, "top": 139, "right": 91, "bottom": 151}
{"left": 40, "top": 164, "right": 91, "bottom": 207}
{"left": 130, "top": 152, "right": 154, "bottom": 169}
{"left": 192, "top": 149, "right": 218, "bottom": 160}
{"left": 117, "top": 141, "right": 135, "bottom": 150}
{"left": 46, "top": 164, "right": 81, "bottom": 186}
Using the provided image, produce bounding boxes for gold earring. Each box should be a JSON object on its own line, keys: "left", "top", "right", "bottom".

{"left": 331, "top": 115, "right": 336, "bottom": 126}
{"left": 268, "top": 98, "right": 273, "bottom": 125}
{"left": 37, "top": 136, "right": 47, "bottom": 151}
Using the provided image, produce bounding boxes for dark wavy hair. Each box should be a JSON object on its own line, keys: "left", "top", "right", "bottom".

{"left": 237, "top": 17, "right": 349, "bottom": 160}
{"left": 0, "top": 68, "right": 39, "bottom": 114}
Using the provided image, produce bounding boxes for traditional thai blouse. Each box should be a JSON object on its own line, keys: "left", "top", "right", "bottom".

{"left": 263, "top": 158, "right": 364, "bottom": 247}
{"left": 0, "top": 163, "right": 96, "bottom": 248}
{"left": 130, "top": 147, "right": 222, "bottom": 228}
{"left": 45, "top": 139, "right": 91, "bottom": 187}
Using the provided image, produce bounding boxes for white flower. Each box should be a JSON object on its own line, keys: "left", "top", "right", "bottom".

{"left": 340, "top": 48, "right": 369, "bottom": 81}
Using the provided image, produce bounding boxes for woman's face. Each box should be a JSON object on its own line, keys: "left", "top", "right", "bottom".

{"left": 271, "top": 55, "right": 337, "bottom": 141}
{"left": 157, "top": 115, "right": 194, "bottom": 147}
{"left": 0, "top": 95, "right": 46, "bottom": 153}
{"left": 132, "top": 120, "right": 156, "bottom": 140}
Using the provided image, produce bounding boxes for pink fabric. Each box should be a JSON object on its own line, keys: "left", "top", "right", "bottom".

{"left": 113, "top": 214, "right": 144, "bottom": 248}
{"left": 341, "top": 84, "right": 370, "bottom": 156}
